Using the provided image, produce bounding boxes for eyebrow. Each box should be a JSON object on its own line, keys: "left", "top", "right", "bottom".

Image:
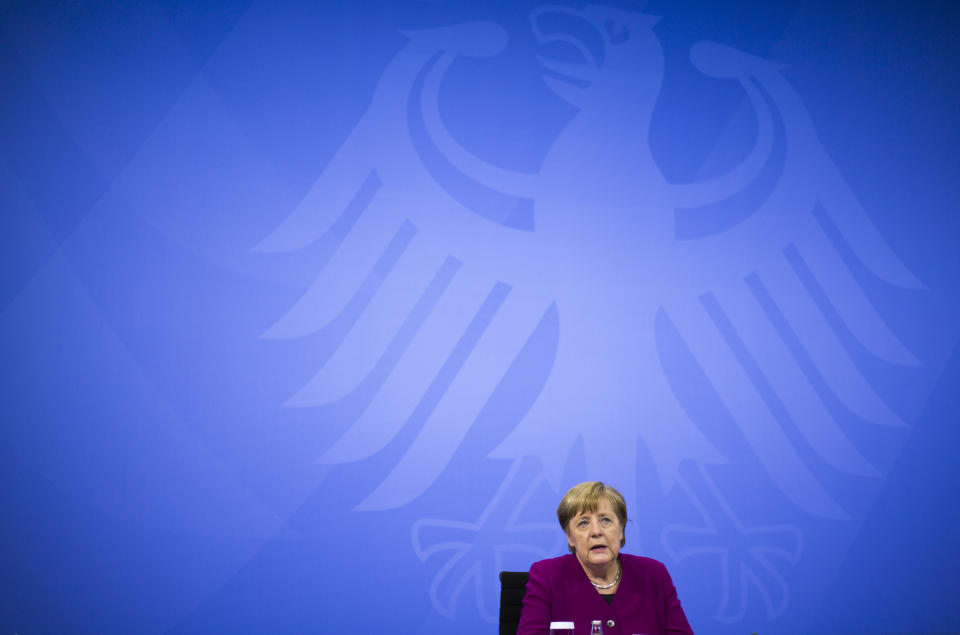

{"left": 576, "top": 511, "right": 612, "bottom": 520}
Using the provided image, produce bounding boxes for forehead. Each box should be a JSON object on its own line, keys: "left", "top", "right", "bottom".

{"left": 574, "top": 496, "right": 616, "bottom": 518}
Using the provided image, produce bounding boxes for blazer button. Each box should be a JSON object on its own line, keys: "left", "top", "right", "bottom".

{"left": 606, "top": 620, "right": 615, "bottom": 628}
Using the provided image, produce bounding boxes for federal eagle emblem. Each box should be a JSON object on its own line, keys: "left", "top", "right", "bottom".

{"left": 256, "top": 4, "right": 921, "bottom": 626}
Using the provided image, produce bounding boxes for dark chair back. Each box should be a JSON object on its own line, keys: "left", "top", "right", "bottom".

{"left": 499, "top": 571, "right": 529, "bottom": 635}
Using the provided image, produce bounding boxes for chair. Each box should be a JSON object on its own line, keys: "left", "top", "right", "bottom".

{"left": 499, "top": 571, "right": 529, "bottom": 635}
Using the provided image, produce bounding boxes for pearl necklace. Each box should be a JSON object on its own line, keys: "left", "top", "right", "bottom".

{"left": 590, "top": 561, "right": 621, "bottom": 589}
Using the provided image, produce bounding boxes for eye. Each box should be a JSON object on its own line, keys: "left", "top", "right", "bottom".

{"left": 577, "top": 519, "right": 589, "bottom": 527}
{"left": 600, "top": 517, "right": 612, "bottom": 525}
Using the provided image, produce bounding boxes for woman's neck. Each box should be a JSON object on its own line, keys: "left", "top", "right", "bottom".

{"left": 579, "top": 555, "right": 620, "bottom": 585}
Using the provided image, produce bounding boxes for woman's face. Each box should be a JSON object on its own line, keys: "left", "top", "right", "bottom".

{"left": 566, "top": 497, "right": 623, "bottom": 570}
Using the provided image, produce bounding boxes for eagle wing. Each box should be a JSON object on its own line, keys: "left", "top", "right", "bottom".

{"left": 258, "top": 23, "right": 551, "bottom": 511}
{"left": 661, "top": 43, "right": 920, "bottom": 518}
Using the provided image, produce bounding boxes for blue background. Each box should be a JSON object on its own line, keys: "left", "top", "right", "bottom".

{"left": 2, "top": 1, "right": 959, "bottom": 633}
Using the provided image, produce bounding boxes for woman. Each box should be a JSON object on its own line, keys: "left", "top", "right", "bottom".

{"left": 517, "top": 481, "right": 693, "bottom": 635}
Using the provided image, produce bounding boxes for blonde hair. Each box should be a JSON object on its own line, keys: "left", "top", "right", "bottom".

{"left": 557, "top": 481, "right": 628, "bottom": 552}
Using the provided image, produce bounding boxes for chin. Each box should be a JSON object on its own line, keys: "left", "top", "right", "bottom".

{"left": 586, "top": 550, "right": 615, "bottom": 562}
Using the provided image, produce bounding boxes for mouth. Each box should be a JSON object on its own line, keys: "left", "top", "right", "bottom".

{"left": 589, "top": 545, "right": 608, "bottom": 552}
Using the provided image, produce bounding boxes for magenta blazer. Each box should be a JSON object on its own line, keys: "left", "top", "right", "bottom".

{"left": 516, "top": 553, "right": 693, "bottom": 635}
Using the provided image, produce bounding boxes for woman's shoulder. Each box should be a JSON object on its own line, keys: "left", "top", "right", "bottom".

{"left": 529, "top": 553, "right": 578, "bottom": 575}
{"left": 620, "top": 551, "right": 664, "bottom": 569}
{"left": 619, "top": 553, "right": 670, "bottom": 574}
